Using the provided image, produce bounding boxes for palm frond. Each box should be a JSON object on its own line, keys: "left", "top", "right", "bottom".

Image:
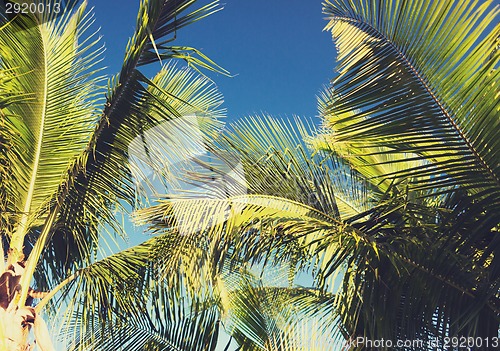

{"left": 315, "top": 191, "right": 500, "bottom": 344}
{"left": 314, "top": 90, "right": 433, "bottom": 197}
{"left": 135, "top": 194, "right": 336, "bottom": 282}
{"left": 5, "top": 0, "right": 228, "bottom": 318}
{"left": 35, "top": 0, "right": 226, "bottom": 279}
{"left": 53, "top": 239, "right": 333, "bottom": 351}
{"left": 130, "top": 116, "right": 370, "bottom": 288}
{"left": 38, "top": 61, "right": 224, "bottom": 294}
{"left": 71, "top": 296, "right": 220, "bottom": 351}
{"left": 126, "top": 0, "right": 225, "bottom": 71}
{"left": 0, "top": 1, "right": 103, "bottom": 257}
{"left": 315, "top": 1, "right": 500, "bottom": 344}
{"left": 321, "top": 0, "right": 500, "bottom": 209}
{"left": 0, "top": 67, "right": 29, "bottom": 235}
{"left": 198, "top": 115, "right": 372, "bottom": 219}
{"left": 39, "top": 234, "right": 218, "bottom": 351}
{"left": 132, "top": 115, "right": 374, "bottom": 331}
{"left": 221, "top": 274, "right": 338, "bottom": 351}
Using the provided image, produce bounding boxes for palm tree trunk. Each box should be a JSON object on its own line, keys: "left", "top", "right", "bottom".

{"left": 0, "top": 307, "right": 55, "bottom": 351}
{"left": 0, "top": 308, "right": 32, "bottom": 351}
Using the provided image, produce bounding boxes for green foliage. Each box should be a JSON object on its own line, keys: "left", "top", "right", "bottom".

{"left": 317, "top": 0, "right": 499, "bottom": 343}
{"left": 0, "top": 0, "right": 498, "bottom": 350}
{"left": 1, "top": 0, "right": 228, "bottom": 349}
{"left": 137, "top": 0, "right": 500, "bottom": 349}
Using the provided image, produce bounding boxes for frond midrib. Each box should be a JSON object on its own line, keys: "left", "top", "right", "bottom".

{"left": 333, "top": 193, "right": 364, "bottom": 218}
{"left": 11, "top": 17, "right": 48, "bottom": 253}
{"left": 53, "top": 2, "right": 177, "bottom": 210}
{"left": 330, "top": 15, "right": 500, "bottom": 190}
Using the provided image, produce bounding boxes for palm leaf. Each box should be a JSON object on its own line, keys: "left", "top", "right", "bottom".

{"left": 0, "top": 0, "right": 225, "bottom": 322}
{"left": 316, "top": 0, "right": 500, "bottom": 343}
{"left": 48, "top": 0, "right": 221, "bottom": 240}
{"left": 42, "top": 0, "right": 224, "bottom": 262}
{"left": 193, "top": 115, "right": 372, "bottom": 220}
{"left": 37, "top": 61, "right": 224, "bottom": 289}
{"left": 36, "top": 233, "right": 218, "bottom": 350}
{"left": 221, "top": 273, "right": 337, "bottom": 351}
{"left": 132, "top": 111, "right": 500, "bottom": 346}
{"left": 130, "top": 116, "right": 365, "bottom": 284}
{"left": 0, "top": 66, "right": 29, "bottom": 235}
{"left": 0, "top": 1, "right": 103, "bottom": 259}
{"left": 315, "top": 191, "right": 500, "bottom": 344}
{"left": 132, "top": 115, "right": 373, "bottom": 328}
{"left": 314, "top": 90, "right": 433, "bottom": 196}
{"left": 321, "top": 0, "right": 500, "bottom": 208}
{"left": 68, "top": 293, "right": 220, "bottom": 351}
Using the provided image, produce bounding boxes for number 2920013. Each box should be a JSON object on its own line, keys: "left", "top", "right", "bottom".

{"left": 5, "top": 1, "right": 61, "bottom": 15}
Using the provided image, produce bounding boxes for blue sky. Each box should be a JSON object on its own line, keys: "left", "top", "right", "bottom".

{"left": 87, "top": 0, "right": 337, "bottom": 121}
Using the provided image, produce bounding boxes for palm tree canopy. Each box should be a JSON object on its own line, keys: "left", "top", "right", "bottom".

{"left": 1, "top": 0, "right": 498, "bottom": 350}
{"left": 138, "top": 0, "right": 500, "bottom": 347}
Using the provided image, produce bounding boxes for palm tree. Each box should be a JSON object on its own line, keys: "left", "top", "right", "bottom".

{"left": 0, "top": 0, "right": 229, "bottom": 349}
{"left": 318, "top": 0, "right": 499, "bottom": 345}
{"left": 2, "top": 0, "right": 498, "bottom": 350}
{"left": 136, "top": 0, "right": 499, "bottom": 349}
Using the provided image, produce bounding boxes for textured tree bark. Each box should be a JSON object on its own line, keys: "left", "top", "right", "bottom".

{"left": 0, "top": 257, "right": 54, "bottom": 351}
{"left": 0, "top": 307, "right": 33, "bottom": 351}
